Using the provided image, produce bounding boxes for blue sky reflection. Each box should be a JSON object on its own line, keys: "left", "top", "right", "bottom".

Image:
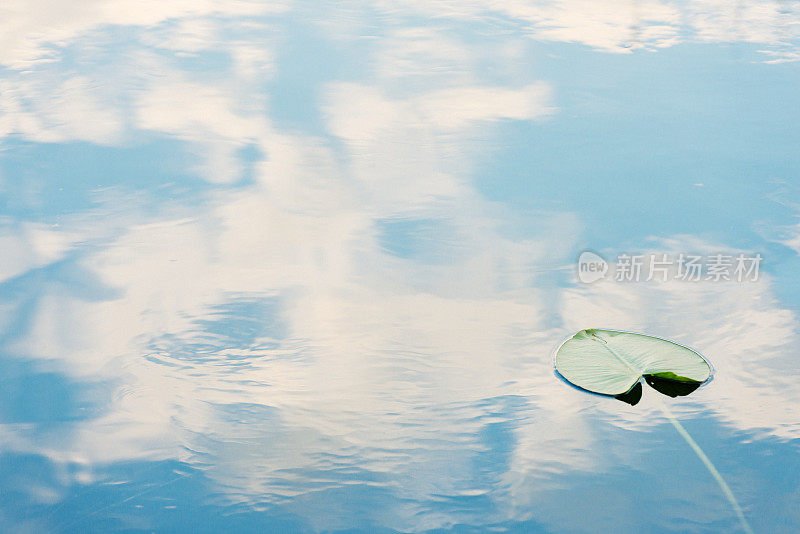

{"left": 1, "top": 1, "right": 799, "bottom": 532}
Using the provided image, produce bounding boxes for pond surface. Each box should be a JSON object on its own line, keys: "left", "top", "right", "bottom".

{"left": 1, "top": 1, "right": 799, "bottom": 532}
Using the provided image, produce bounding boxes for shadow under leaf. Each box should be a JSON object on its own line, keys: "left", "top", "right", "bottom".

{"left": 614, "top": 381, "right": 643, "bottom": 405}
{"left": 644, "top": 374, "right": 702, "bottom": 397}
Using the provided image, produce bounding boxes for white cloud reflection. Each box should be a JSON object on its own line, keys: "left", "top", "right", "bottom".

{"left": 1, "top": 1, "right": 799, "bottom": 532}
{"left": 377, "top": 0, "right": 800, "bottom": 53}
{"left": 0, "top": 0, "right": 289, "bottom": 67}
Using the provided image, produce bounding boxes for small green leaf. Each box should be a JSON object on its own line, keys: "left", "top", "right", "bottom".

{"left": 555, "top": 329, "right": 711, "bottom": 396}
{"left": 646, "top": 371, "right": 699, "bottom": 383}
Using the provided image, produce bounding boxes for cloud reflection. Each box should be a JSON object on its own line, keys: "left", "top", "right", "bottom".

{"left": 1, "top": 1, "right": 799, "bottom": 532}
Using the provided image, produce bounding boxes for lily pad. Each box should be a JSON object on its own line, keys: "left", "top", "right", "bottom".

{"left": 555, "top": 328, "right": 711, "bottom": 396}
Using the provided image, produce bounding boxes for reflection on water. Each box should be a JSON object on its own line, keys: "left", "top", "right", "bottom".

{"left": 1, "top": 1, "right": 800, "bottom": 532}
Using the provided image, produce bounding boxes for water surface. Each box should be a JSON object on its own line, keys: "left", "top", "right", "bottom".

{"left": 1, "top": 1, "right": 799, "bottom": 532}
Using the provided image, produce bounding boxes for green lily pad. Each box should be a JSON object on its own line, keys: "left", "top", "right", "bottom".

{"left": 555, "top": 329, "right": 711, "bottom": 396}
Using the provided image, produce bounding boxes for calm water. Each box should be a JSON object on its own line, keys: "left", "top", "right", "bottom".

{"left": 1, "top": 2, "right": 799, "bottom": 532}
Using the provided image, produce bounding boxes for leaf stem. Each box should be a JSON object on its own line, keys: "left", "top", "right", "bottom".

{"left": 656, "top": 398, "right": 754, "bottom": 534}
{"left": 590, "top": 332, "right": 640, "bottom": 374}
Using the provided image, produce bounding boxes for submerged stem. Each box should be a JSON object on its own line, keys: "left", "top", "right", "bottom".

{"left": 656, "top": 398, "right": 754, "bottom": 534}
